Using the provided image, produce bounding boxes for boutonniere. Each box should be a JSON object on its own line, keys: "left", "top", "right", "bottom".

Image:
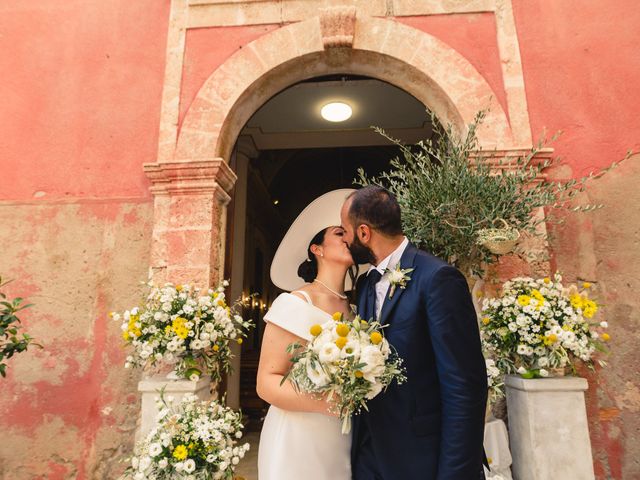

{"left": 385, "top": 262, "right": 414, "bottom": 299}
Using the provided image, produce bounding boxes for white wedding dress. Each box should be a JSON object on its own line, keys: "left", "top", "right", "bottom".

{"left": 257, "top": 292, "right": 352, "bottom": 480}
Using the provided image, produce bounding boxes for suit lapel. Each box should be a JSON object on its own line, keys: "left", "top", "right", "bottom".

{"left": 356, "top": 271, "right": 370, "bottom": 318}
{"left": 379, "top": 244, "right": 418, "bottom": 326}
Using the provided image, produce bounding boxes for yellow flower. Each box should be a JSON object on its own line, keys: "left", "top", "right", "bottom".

{"left": 517, "top": 295, "right": 531, "bottom": 306}
{"left": 217, "top": 299, "right": 226, "bottom": 307}
{"left": 175, "top": 327, "right": 188, "bottom": 339}
{"left": 237, "top": 338, "right": 243, "bottom": 345}
{"left": 164, "top": 325, "right": 172, "bottom": 334}
{"left": 173, "top": 444, "right": 188, "bottom": 460}
{"left": 122, "top": 330, "right": 130, "bottom": 341}
{"left": 354, "top": 371, "right": 364, "bottom": 378}
{"left": 583, "top": 282, "right": 591, "bottom": 289}
{"left": 176, "top": 284, "right": 183, "bottom": 292}
{"left": 482, "top": 317, "right": 491, "bottom": 325}
{"left": 543, "top": 278, "right": 550, "bottom": 284}
{"left": 562, "top": 324, "right": 572, "bottom": 331}
{"left": 172, "top": 317, "right": 187, "bottom": 328}
{"left": 309, "top": 324, "right": 322, "bottom": 337}
{"left": 570, "top": 294, "right": 584, "bottom": 310}
{"left": 108, "top": 312, "right": 114, "bottom": 318}
{"left": 370, "top": 331, "right": 383, "bottom": 345}
{"left": 336, "top": 323, "right": 350, "bottom": 337}
{"left": 335, "top": 337, "right": 348, "bottom": 349}
{"left": 213, "top": 345, "right": 220, "bottom": 352}
{"left": 332, "top": 312, "right": 343, "bottom": 321}
{"left": 602, "top": 333, "right": 611, "bottom": 341}
{"left": 583, "top": 300, "right": 598, "bottom": 318}
{"left": 544, "top": 334, "right": 558, "bottom": 346}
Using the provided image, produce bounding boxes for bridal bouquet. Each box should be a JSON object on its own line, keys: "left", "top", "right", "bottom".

{"left": 480, "top": 273, "right": 609, "bottom": 391}
{"left": 123, "top": 393, "right": 250, "bottom": 480}
{"left": 284, "top": 312, "right": 406, "bottom": 433}
{"left": 111, "top": 280, "right": 253, "bottom": 381}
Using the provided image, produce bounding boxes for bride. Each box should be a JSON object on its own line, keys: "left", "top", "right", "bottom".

{"left": 256, "top": 189, "right": 358, "bottom": 480}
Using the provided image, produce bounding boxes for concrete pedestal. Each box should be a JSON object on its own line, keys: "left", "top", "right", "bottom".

{"left": 137, "top": 374, "right": 213, "bottom": 440}
{"left": 505, "top": 375, "right": 595, "bottom": 480}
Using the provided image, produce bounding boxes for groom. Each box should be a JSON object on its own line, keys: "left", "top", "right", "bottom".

{"left": 340, "top": 186, "right": 488, "bottom": 480}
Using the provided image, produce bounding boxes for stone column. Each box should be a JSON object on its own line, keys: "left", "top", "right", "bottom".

{"left": 506, "top": 375, "right": 595, "bottom": 480}
{"left": 143, "top": 159, "right": 237, "bottom": 287}
{"left": 225, "top": 136, "right": 256, "bottom": 409}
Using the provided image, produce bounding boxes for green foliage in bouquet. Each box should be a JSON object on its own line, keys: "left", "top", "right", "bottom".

{"left": 0, "top": 275, "right": 39, "bottom": 377}
{"left": 357, "top": 110, "right": 623, "bottom": 275}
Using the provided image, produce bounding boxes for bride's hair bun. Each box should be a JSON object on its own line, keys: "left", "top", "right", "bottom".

{"left": 297, "top": 258, "right": 317, "bottom": 283}
{"left": 297, "top": 228, "right": 328, "bottom": 283}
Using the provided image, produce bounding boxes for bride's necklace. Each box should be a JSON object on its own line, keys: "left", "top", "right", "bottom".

{"left": 313, "top": 279, "right": 347, "bottom": 299}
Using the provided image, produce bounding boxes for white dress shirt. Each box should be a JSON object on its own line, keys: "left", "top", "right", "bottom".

{"left": 367, "top": 236, "right": 409, "bottom": 320}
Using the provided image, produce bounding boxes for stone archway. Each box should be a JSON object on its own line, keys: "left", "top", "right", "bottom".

{"left": 142, "top": 5, "right": 539, "bottom": 306}
{"left": 174, "top": 9, "right": 522, "bottom": 165}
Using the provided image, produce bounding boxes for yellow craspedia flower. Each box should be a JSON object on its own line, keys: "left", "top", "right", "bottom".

{"left": 332, "top": 312, "right": 343, "bottom": 321}
{"left": 176, "top": 284, "right": 183, "bottom": 292}
{"left": 336, "top": 323, "right": 350, "bottom": 337}
{"left": 237, "top": 338, "right": 243, "bottom": 345}
{"left": 517, "top": 295, "right": 531, "bottom": 306}
{"left": 583, "top": 282, "right": 591, "bottom": 289}
{"left": 370, "top": 331, "right": 383, "bottom": 345}
{"left": 543, "top": 277, "right": 551, "bottom": 284}
{"left": 309, "top": 324, "right": 322, "bottom": 337}
{"left": 173, "top": 444, "right": 188, "bottom": 460}
{"left": 108, "top": 311, "right": 114, "bottom": 318}
{"left": 354, "top": 371, "right": 364, "bottom": 378}
{"left": 335, "top": 337, "right": 348, "bottom": 349}
{"left": 213, "top": 345, "right": 220, "bottom": 352}
{"left": 602, "top": 333, "right": 611, "bottom": 341}
{"left": 482, "top": 317, "right": 491, "bottom": 325}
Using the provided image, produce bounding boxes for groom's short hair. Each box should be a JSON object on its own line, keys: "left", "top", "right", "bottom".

{"left": 347, "top": 186, "right": 403, "bottom": 236}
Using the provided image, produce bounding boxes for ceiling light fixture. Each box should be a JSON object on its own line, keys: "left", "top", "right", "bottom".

{"left": 320, "top": 102, "right": 352, "bottom": 122}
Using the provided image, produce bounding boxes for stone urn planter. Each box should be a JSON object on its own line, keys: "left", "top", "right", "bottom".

{"left": 505, "top": 375, "right": 595, "bottom": 480}
{"left": 137, "top": 374, "right": 213, "bottom": 441}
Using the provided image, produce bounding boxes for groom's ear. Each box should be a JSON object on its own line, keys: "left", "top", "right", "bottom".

{"left": 357, "top": 224, "right": 371, "bottom": 243}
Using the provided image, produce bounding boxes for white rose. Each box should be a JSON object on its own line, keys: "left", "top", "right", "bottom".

{"left": 138, "top": 456, "right": 151, "bottom": 471}
{"left": 365, "top": 380, "right": 384, "bottom": 400}
{"left": 600, "top": 321, "right": 608, "bottom": 328}
{"left": 539, "top": 368, "right": 549, "bottom": 377}
{"left": 148, "top": 443, "right": 162, "bottom": 457}
{"left": 158, "top": 458, "right": 168, "bottom": 469}
{"left": 306, "top": 360, "right": 330, "bottom": 387}
{"left": 517, "top": 366, "right": 527, "bottom": 374}
{"left": 183, "top": 459, "right": 196, "bottom": 473}
{"left": 319, "top": 343, "right": 340, "bottom": 363}
{"left": 360, "top": 346, "right": 385, "bottom": 381}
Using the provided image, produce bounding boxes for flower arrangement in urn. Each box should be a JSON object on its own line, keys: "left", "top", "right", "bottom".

{"left": 111, "top": 280, "right": 253, "bottom": 382}
{"left": 123, "top": 393, "right": 250, "bottom": 480}
{"left": 480, "top": 273, "right": 609, "bottom": 397}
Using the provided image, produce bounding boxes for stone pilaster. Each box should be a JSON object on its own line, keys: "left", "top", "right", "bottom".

{"left": 143, "top": 158, "right": 237, "bottom": 287}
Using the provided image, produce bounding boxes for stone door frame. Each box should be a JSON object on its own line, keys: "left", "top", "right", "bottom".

{"left": 143, "top": 0, "right": 537, "bottom": 285}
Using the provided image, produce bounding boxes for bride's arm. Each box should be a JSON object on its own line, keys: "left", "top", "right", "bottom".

{"left": 256, "top": 322, "right": 335, "bottom": 415}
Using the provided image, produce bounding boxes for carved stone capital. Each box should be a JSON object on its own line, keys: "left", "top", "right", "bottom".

{"left": 320, "top": 6, "right": 356, "bottom": 49}
{"left": 143, "top": 158, "right": 237, "bottom": 204}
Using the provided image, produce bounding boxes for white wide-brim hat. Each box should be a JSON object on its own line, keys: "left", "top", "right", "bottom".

{"left": 270, "top": 188, "right": 364, "bottom": 292}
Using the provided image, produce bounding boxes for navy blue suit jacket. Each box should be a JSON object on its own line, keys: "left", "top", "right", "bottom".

{"left": 351, "top": 243, "right": 487, "bottom": 480}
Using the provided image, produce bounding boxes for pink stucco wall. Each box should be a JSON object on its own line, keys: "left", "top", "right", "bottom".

{"left": 0, "top": 1, "right": 169, "bottom": 478}
{"left": 512, "top": 1, "right": 640, "bottom": 477}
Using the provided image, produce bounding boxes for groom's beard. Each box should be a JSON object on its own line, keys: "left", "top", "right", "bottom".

{"left": 347, "top": 236, "right": 376, "bottom": 265}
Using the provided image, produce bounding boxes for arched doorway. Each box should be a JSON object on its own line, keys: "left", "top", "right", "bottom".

{"left": 224, "top": 74, "right": 439, "bottom": 426}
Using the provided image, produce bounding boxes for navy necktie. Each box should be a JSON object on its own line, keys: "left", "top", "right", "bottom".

{"left": 364, "top": 269, "right": 382, "bottom": 321}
